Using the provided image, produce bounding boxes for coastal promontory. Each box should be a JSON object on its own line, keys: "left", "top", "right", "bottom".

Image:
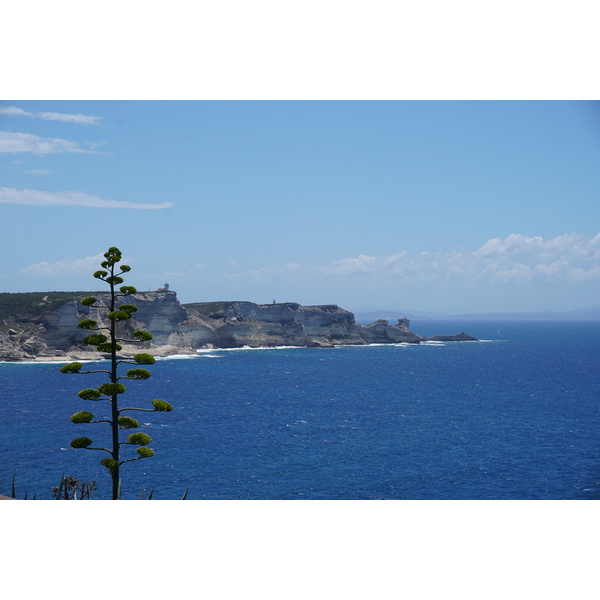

{"left": 0, "top": 291, "right": 477, "bottom": 362}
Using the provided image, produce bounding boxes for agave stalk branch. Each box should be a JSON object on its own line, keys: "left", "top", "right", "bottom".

{"left": 119, "top": 457, "right": 146, "bottom": 465}
{"left": 73, "top": 369, "right": 112, "bottom": 375}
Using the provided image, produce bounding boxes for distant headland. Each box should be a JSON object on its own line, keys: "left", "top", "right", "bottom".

{"left": 0, "top": 290, "right": 477, "bottom": 362}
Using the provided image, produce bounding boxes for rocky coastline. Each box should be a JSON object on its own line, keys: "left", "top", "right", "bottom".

{"left": 0, "top": 291, "right": 478, "bottom": 362}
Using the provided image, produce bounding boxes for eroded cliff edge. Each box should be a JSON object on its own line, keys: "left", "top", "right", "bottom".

{"left": 0, "top": 291, "right": 477, "bottom": 361}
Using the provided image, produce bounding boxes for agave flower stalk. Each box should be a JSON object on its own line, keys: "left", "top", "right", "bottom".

{"left": 60, "top": 247, "right": 173, "bottom": 499}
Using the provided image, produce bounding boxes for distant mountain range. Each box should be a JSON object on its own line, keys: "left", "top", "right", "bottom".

{"left": 353, "top": 307, "right": 600, "bottom": 323}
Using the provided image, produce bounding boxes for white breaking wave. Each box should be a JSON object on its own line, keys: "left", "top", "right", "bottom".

{"left": 197, "top": 345, "right": 304, "bottom": 353}
{"left": 155, "top": 354, "right": 203, "bottom": 360}
{"left": 333, "top": 342, "right": 414, "bottom": 349}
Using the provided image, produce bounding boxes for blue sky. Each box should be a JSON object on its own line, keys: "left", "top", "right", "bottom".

{"left": 1, "top": 100, "right": 599, "bottom": 314}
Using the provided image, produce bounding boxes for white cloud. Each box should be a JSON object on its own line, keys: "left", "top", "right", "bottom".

{"left": 0, "top": 105, "right": 101, "bottom": 125}
{"left": 224, "top": 233, "right": 600, "bottom": 289}
{"left": 329, "top": 254, "right": 380, "bottom": 275}
{"left": 20, "top": 254, "right": 106, "bottom": 276}
{"left": 474, "top": 233, "right": 544, "bottom": 258}
{"left": 24, "top": 169, "right": 55, "bottom": 175}
{"left": 36, "top": 111, "right": 101, "bottom": 125}
{"left": 487, "top": 262, "right": 533, "bottom": 284}
{"left": 0, "top": 106, "right": 29, "bottom": 117}
{"left": 473, "top": 233, "right": 600, "bottom": 263}
{"left": 0, "top": 187, "right": 174, "bottom": 210}
{"left": 571, "top": 264, "right": 600, "bottom": 282}
{"left": 473, "top": 233, "right": 600, "bottom": 283}
{"left": 0, "top": 131, "right": 98, "bottom": 155}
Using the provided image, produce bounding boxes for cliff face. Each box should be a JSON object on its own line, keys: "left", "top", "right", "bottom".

{"left": 0, "top": 291, "right": 476, "bottom": 361}
{"left": 0, "top": 291, "right": 190, "bottom": 361}
{"left": 212, "top": 302, "right": 367, "bottom": 347}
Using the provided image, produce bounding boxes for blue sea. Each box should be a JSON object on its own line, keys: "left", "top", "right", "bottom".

{"left": 1, "top": 320, "right": 599, "bottom": 500}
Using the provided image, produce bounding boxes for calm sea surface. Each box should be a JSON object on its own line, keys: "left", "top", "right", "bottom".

{"left": 1, "top": 320, "right": 599, "bottom": 500}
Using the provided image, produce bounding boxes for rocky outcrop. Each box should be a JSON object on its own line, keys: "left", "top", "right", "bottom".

{"left": 423, "top": 333, "right": 478, "bottom": 342}
{"left": 0, "top": 291, "right": 478, "bottom": 361}
{"left": 0, "top": 323, "right": 63, "bottom": 361}
{"left": 358, "top": 319, "right": 422, "bottom": 345}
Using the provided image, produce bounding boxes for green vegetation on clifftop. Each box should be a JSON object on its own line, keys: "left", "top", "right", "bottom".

{"left": 0, "top": 292, "right": 99, "bottom": 321}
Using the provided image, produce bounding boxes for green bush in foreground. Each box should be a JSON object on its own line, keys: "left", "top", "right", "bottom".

{"left": 60, "top": 247, "right": 173, "bottom": 500}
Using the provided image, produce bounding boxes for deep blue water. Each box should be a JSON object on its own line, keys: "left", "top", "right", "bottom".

{"left": 1, "top": 320, "right": 599, "bottom": 500}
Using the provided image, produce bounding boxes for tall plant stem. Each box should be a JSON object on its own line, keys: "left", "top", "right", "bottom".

{"left": 109, "top": 262, "right": 120, "bottom": 500}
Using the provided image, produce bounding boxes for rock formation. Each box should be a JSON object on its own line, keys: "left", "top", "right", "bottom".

{"left": 0, "top": 291, "right": 477, "bottom": 361}
{"left": 423, "top": 333, "right": 478, "bottom": 342}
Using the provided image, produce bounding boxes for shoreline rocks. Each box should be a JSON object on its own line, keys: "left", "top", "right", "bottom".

{"left": 423, "top": 333, "right": 479, "bottom": 342}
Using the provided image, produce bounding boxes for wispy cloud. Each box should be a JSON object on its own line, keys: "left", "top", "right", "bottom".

{"left": 0, "top": 131, "right": 100, "bottom": 155}
{"left": 20, "top": 254, "right": 106, "bottom": 276}
{"left": 225, "top": 233, "right": 600, "bottom": 288}
{"left": 0, "top": 187, "right": 174, "bottom": 210}
{"left": 24, "top": 169, "right": 55, "bottom": 175}
{"left": 0, "top": 105, "right": 101, "bottom": 125}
